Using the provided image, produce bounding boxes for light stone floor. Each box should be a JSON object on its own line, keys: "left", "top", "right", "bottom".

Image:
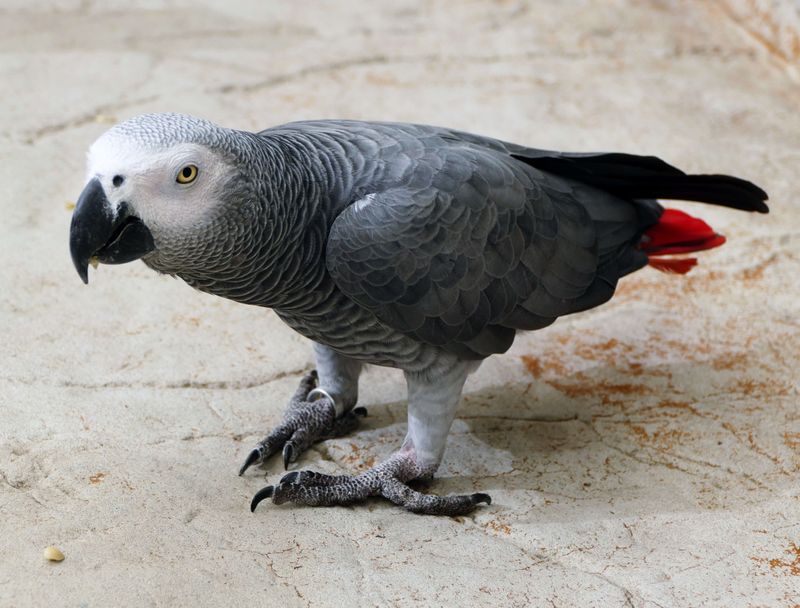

{"left": 1, "top": 1, "right": 798, "bottom": 606}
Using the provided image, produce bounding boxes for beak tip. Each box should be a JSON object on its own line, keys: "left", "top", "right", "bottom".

{"left": 71, "top": 251, "right": 90, "bottom": 284}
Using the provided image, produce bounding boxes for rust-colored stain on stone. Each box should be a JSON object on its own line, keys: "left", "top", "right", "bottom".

{"left": 783, "top": 432, "right": 800, "bottom": 453}
{"left": 339, "top": 442, "right": 376, "bottom": 470}
{"left": 624, "top": 422, "right": 689, "bottom": 450}
{"left": 520, "top": 353, "right": 568, "bottom": 378}
{"left": 752, "top": 543, "right": 800, "bottom": 576}
{"left": 520, "top": 334, "right": 663, "bottom": 399}
{"left": 734, "top": 378, "right": 793, "bottom": 397}
{"left": 544, "top": 374, "right": 653, "bottom": 401}
{"left": 654, "top": 399, "right": 703, "bottom": 418}
{"left": 519, "top": 328, "right": 744, "bottom": 384}
{"left": 520, "top": 354, "right": 542, "bottom": 378}
{"left": 485, "top": 520, "right": 512, "bottom": 535}
{"left": 572, "top": 337, "right": 636, "bottom": 366}
{"left": 720, "top": 0, "right": 800, "bottom": 65}
{"left": 711, "top": 351, "right": 750, "bottom": 371}
{"left": 89, "top": 472, "right": 106, "bottom": 484}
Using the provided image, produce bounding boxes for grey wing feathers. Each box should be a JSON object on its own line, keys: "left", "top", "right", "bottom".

{"left": 326, "top": 139, "right": 646, "bottom": 359}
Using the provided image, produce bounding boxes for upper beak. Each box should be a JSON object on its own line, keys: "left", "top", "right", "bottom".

{"left": 69, "top": 177, "right": 155, "bottom": 284}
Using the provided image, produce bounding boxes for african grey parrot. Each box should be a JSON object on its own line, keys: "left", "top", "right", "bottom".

{"left": 69, "top": 113, "right": 768, "bottom": 515}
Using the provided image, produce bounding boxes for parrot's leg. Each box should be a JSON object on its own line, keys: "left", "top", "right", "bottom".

{"left": 238, "top": 345, "right": 364, "bottom": 475}
{"left": 249, "top": 359, "right": 491, "bottom": 516}
{"left": 310, "top": 342, "right": 364, "bottom": 415}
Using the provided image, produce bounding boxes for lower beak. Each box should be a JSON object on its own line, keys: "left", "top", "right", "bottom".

{"left": 69, "top": 178, "right": 155, "bottom": 284}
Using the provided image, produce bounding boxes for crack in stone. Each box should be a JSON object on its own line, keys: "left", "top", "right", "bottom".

{"left": 711, "top": 0, "right": 800, "bottom": 82}
{"left": 208, "top": 49, "right": 649, "bottom": 96}
{"left": 218, "top": 541, "right": 309, "bottom": 600}
{"left": 144, "top": 428, "right": 263, "bottom": 446}
{"left": 211, "top": 55, "right": 393, "bottom": 94}
{"left": 21, "top": 94, "right": 161, "bottom": 145}
{"left": 0, "top": 470, "right": 27, "bottom": 491}
{"left": 616, "top": 386, "right": 794, "bottom": 479}
{"left": 462, "top": 513, "right": 644, "bottom": 606}
{"left": 582, "top": 419, "right": 769, "bottom": 491}
{"left": 2, "top": 366, "right": 311, "bottom": 391}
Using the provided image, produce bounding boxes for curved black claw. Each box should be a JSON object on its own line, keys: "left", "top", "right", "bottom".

{"left": 250, "top": 485, "right": 275, "bottom": 512}
{"left": 472, "top": 493, "right": 492, "bottom": 505}
{"left": 280, "top": 471, "right": 300, "bottom": 485}
{"left": 282, "top": 443, "right": 294, "bottom": 470}
{"left": 239, "top": 448, "right": 262, "bottom": 477}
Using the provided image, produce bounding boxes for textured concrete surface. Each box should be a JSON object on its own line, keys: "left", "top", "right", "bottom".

{"left": 721, "top": 0, "right": 800, "bottom": 70}
{"left": 1, "top": 1, "right": 798, "bottom": 607}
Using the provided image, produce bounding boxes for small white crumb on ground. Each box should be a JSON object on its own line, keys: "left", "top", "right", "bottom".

{"left": 43, "top": 546, "right": 64, "bottom": 562}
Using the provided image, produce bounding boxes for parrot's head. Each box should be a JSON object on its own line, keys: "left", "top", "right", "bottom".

{"left": 69, "top": 113, "right": 255, "bottom": 284}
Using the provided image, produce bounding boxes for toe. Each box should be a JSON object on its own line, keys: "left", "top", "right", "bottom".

{"left": 380, "top": 478, "right": 491, "bottom": 516}
{"left": 291, "top": 371, "right": 318, "bottom": 402}
{"left": 270, "top": 477, "right": 373, "bottom": 507}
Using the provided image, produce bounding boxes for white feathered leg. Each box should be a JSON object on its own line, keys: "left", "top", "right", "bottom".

{"left": 401, "top": 359, "right": 480, "bottom": 471}
{"left": 310, "top": 342, "right": 363, "bottom": 414}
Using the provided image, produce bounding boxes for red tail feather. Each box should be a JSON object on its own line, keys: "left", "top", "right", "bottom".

{"left": 647, "top": 257, "right": 698, "bottom": 274}
{"left": 641, "top": 209, "right": 726, "bottom": 274}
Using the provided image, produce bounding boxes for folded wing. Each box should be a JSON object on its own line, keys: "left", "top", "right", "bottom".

{"left": 326, "top": 144, "right": 648, "bottom": 359}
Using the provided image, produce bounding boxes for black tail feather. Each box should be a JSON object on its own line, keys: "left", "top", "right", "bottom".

{"left": 512, "top": 152, "right": 769, "bottom": 214}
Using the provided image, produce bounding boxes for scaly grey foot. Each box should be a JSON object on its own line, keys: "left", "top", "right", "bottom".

{"left": 238, "top": 371, "right": 367, "bottom": 475}
{"left": 249, "top": 447, "right": 491, "bottom": 516}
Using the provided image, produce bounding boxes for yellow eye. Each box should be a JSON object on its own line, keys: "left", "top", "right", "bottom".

{"left": 176, "top": 164, "right": 198, "bottom": 184}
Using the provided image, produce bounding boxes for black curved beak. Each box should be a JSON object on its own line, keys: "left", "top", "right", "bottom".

{"left": 69, "top": 178, "right": 155, "bottom": 284}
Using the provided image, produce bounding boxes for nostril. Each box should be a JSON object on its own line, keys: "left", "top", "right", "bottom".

{"left": 112, "top": 175, "right": 124, "bottom": 187}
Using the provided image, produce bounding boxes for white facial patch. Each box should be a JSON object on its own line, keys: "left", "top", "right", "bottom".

{"left": 86, "top": 134, "right": 153, "bottom": 182}
{"left": 85, "top": 131, "right": 234, "bottom": 234}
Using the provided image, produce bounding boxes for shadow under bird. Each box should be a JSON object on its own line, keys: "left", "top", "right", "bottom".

{"left": 69, "top": 114, "right": 768, "bottom": 515}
